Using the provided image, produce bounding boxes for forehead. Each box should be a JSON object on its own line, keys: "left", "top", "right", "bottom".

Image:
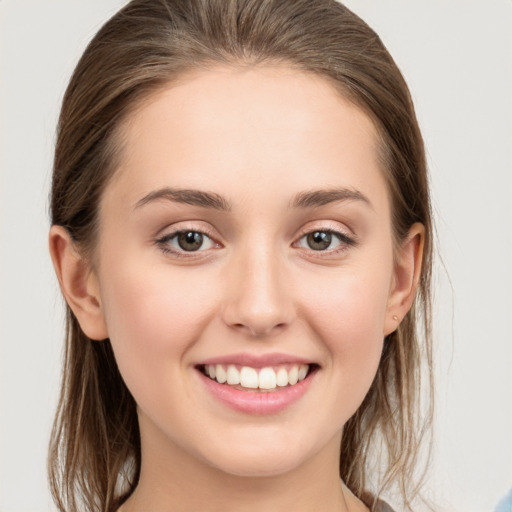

{"left": 105, "top": 65, "right": 388, "bottom": 214}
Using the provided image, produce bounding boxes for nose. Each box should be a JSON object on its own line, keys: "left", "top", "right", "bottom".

{"left": 221, "top": 245, "right": 294, "bottom": 338}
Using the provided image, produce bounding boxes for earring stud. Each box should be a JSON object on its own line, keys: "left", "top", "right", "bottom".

{"left": 392, "top": 315, "right": 399, "bottom": 322}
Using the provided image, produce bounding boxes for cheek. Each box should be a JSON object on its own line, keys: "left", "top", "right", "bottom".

{"left": 300, "top": 263, "right": 392, "bottom": 398}
{"left": 305, "top": 268, "right": 391, "bottom": 343}
{"left": 97, "top": 257, "right": 218, "bottom": 382}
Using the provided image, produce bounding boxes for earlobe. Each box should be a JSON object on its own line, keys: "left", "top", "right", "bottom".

{"left": 384, "top": 223, "right": 425, "bottom": 336}
{"left": 49, "top": 225, "right": 108, "bottom": 341}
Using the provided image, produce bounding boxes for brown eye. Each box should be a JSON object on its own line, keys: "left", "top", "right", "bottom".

{"left": 306, "top": 231, "right": 332, "bottom": 251}
{"left": 157, "top": 229, "right": 216, "bottom": 255}
{"left": 296, "top": 228, "right": 356, "bottom": 254}
{"left": 177, "top": 231, "right": 204, "bottom": 251}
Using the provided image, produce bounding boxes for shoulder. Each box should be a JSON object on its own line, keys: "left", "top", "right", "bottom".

{"left": 374, "top": 500, "right": 396, "bottom": 512}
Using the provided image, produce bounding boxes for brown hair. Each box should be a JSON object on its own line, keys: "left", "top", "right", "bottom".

{"left": 49, "top": 1, "right": 434, "bottom": 510}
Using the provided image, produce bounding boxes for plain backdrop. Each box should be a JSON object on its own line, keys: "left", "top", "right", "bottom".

{"left": 1, "top": 1, "right": 511, "bottom": 511}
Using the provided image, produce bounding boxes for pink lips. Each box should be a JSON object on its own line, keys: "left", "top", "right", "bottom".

{"left": 196, "top": 353, "right": 316, "bottom": 415}
{"left": 199, "top": 352, "right": 312, "bottom": 368}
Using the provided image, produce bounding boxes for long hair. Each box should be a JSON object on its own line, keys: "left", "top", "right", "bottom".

{"left": 49, "top": 1, "right": 434, "bottom": 510}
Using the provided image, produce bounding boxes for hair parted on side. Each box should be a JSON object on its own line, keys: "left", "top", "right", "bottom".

{"left": 49, "top": 1, "right": 434, "bottom": 511}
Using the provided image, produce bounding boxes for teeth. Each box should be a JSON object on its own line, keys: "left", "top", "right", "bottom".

{"left": 288, "top": 366, "right": 298, "bottom": 385}
{"left": 240, "top": 367, "right": 259, "bottom": 388}
{"left": 226, "top": 364, "right": 240, "bottom": 385}
{"left": 258, "top": 367, "right": 276, "bottom": 390}
{"left": 216, "top": 364, "right": 227, "bottom": 383}
{"left": 276, "top": 367, "right": 289, "bottom": 387}
{"left": 298, "top": 364, "right": 308, "bottom": 381}
{"left": 204, "top": 363, "right": 311, "bottom": 390}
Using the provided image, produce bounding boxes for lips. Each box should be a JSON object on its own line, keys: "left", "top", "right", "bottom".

{"left": 195, "top": 353, "right": 318, "bottom": 414}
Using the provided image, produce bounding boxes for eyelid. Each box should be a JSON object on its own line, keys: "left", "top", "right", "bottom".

{"left": 155, "top": 222, "right": 222, "bottom": 257}
{"left": 153, "top": 220, "right": 356, "bottom": 259}
{"left": 293, "top": 222, "right": 357, "bottom": 254}
{"left": 295, "top": 220, "right": 355, "bottom": 239}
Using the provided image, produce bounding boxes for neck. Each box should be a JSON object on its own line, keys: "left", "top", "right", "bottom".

{"left": 119, "top": 419, "right": 367, "bottom": 512}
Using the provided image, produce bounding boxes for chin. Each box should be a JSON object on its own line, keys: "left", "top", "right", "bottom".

{"left": 209, "top": 454, "right": 306, "bottom": 479}
{"left": 198, "top": 434, "right": 319, "bottom": 479}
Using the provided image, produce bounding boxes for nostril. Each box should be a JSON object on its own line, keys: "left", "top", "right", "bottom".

{"left": 221, "top": 282, "right": 295, "bottom": 337}
{"left": 229, "top": 321, "right": 287, "bottom": 338}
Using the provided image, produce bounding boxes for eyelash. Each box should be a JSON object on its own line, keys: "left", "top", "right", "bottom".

{"left": 155, "top": 226, "right": 220, "bottom": 259}
{"left": 155, "top": 226, "right": 356, "bottom": 259}
{"left": 294, "top": 228, "right": 357, "bottom": 256}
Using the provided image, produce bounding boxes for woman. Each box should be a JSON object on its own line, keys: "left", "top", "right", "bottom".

{"left": 48, "top": 1, "right": 434, "bottom": 511}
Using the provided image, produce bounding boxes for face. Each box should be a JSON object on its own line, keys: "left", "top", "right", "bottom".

{"left": 90, "top": 66, "right": 402, "bottom": 478}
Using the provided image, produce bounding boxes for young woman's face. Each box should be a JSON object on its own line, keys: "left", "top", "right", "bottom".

{"left": 91, "top": 67, "right": 403, "bottom": 478}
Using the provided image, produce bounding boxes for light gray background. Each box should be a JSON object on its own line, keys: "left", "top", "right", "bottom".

{"left": 1, "top": 1, "right": 511, "bottom": 511}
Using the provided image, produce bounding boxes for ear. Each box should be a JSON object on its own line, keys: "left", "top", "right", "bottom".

{"left": 384, "top": 222, "right": 425, "bottom": 336}
{"left": 49, "top": 225, "right": 108, "bottom": 341}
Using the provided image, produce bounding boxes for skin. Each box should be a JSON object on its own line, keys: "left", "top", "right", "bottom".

{"left": 50, "top": 66, "right": 423, "bottom": 512}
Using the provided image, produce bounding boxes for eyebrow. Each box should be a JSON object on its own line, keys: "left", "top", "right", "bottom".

{"left": 134, "top": 187, "right": 232, "bottom": 211}
{"left": 291, "top": 188, "right": 372, "bottom": 210}
{"left": 134, "top": 186, "right": 371, "bottom": 212}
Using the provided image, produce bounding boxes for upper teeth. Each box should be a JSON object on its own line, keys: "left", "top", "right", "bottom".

{"left": 204, "top": 364, "right": 310, "bottom": 390}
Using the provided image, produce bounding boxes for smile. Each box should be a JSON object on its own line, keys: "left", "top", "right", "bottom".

{"left": 195, "top": 354, "right": 318, "bottom": 414}
{"left": 201, "top": 364, "right": 311, "bottom": 391}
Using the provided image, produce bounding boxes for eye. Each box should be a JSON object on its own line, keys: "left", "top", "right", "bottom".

{"left": 305, "top": 231, "right": 334, "bottom": 251}
{"left": 157, "top": 230, "right": 216, "bottom": 254}
{"left": 296, "top": 229, "right": 355, "bottom": 252}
